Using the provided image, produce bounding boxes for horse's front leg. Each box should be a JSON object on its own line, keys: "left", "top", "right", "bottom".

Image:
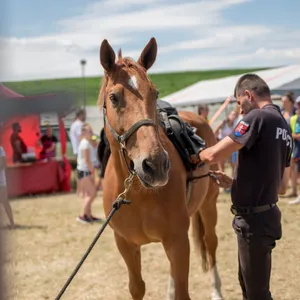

{"left": 114, "top": 232, "right": 145, "bottom": 300}
{"left": 163, "top": 232, "right": 191, "bottom": 300}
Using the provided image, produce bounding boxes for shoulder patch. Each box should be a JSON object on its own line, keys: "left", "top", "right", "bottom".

{"left": 234, "top": 120, "right": 250, "bottom": 137}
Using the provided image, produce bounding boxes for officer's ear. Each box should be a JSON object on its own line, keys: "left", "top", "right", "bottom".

{"left": 244, "top": 90, "right": 254, "bottom": 102}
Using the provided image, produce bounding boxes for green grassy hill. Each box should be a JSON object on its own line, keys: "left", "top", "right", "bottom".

{"left": 3, "top": 68, "right": 268, "bottom": 106}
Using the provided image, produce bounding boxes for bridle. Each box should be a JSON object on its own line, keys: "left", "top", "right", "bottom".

{"left": 102, "top": 90, "right": 158, "bottom": 176}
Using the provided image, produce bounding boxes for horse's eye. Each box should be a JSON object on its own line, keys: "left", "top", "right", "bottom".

{"left": 109, "top": 93, "right": 118, "bottom": 107}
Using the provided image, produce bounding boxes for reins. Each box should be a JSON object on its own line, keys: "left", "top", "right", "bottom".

{"left": 55, "top": 174, "right": 135, "bottom": 300}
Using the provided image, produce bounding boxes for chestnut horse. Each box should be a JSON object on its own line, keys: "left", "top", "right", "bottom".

{"left": 98, "top": 37, "right": 223, "bottom": 300}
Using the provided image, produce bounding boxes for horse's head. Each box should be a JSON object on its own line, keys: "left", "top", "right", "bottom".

{"left": 98, "top": 37, "right": 170, "bottom": 188}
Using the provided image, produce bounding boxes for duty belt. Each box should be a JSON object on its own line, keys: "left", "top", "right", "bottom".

{"left": 230, "top": 203, "right": 276, "bottom": 215}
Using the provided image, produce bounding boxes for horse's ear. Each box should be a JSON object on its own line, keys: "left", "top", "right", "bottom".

{"left": 137, "top": 37, "right": 157, "bottom": 71}
{"left": 100, "top": 39, "right": 116, "bottom": 73}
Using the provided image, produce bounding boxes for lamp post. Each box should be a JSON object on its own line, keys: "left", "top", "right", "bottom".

{"left": 80, "top": 59, "right": 87, "bottom": 108}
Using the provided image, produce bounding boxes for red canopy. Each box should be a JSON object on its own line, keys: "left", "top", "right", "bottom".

{"left": 0, "top": 84, "right": 71, "bottom": 191}
{"left": 0, "top": 84, "right": 23, "bottom": 98}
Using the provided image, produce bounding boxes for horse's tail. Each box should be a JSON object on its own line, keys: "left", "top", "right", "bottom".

{"left": 191, "top": 211, "right": 209, "bottom": 272}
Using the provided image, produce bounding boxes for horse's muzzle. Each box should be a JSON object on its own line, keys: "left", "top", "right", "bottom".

{"left": 135, "top": 150, "right": 170, "bottom": 188}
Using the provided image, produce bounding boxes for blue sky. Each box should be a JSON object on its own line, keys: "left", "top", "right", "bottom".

{"left": 0, "top": 0, "right": 300, "bottom": 81}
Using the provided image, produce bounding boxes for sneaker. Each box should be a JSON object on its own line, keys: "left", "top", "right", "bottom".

{"left": 90, "top": 216, "right": 104, "bottom": 223}
{"left": 289, "top": 197, "right": 300, "bottom": 205}
{"left": 76, "top": 215, "right": 93, "bottom": 224}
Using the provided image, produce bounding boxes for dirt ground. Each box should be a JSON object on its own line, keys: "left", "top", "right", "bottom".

{"left": 1, "top": 190, "right": 300, "bottom": 300}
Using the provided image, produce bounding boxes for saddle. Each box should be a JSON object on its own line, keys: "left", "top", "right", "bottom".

{"left": 156, "top": 100, "right": 206, "bottom": 172}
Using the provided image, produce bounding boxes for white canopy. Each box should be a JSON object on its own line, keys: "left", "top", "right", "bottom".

{"left": 161, "top": 64, "right": 300, "bottom": 107}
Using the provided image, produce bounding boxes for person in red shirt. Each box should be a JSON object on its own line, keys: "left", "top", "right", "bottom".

{"left": 39, "top": 126, "right": 58, "bottom": 160}
{"left": 10, "top": 122, "right": 27, "bottom": 163}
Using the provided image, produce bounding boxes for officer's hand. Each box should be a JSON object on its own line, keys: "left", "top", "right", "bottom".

{"left": 209, "top": 170, "right": 233, "bottom": 188}
{"left": 190, "top": 154, "right": 201, "bottom": 165}
{"left": 191, "top": 146, "right": 206, "bottom": 165}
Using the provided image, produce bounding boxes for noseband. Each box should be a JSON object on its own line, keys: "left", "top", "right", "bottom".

{"left": 102, "top": 100, "right": 158, "bottom": 175}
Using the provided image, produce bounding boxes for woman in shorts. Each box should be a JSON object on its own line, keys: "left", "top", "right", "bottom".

{"left": 76, "top": 123, "right": 102, "bottom": 224}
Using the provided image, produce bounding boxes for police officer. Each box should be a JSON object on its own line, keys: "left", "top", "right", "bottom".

{"left": 199, "top": 74, "right": 292, "bottom": 300}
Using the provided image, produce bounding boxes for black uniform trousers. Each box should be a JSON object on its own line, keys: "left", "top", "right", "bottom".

{"left": 232, "top": 205, "right": 282, "bottom": 300}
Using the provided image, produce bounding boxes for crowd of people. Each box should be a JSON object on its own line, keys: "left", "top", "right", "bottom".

{"left": 1, "top": 90, "right": 299, "bottom": 231}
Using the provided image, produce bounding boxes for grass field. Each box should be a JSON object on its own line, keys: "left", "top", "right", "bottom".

{"left": 3, "top": 68, "right": 268, "bottom": 106}
{"left": 2, "top": 189, "right": 299, "bottom": 300}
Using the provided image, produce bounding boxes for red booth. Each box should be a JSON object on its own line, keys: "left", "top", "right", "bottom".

{"left": 0, "top": 84, "right": 72, "bottom": 198}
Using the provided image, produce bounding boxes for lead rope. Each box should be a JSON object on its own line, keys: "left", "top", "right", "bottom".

{"left": 55, "top": 173, "right": 135, "bottom": 300}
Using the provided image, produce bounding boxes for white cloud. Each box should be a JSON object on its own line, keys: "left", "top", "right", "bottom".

{"left": 1, "top": 0, "right": 299, "bottom": 82}
{"left": 97, "top": 0, "right": 163, "bottom": 9}
{"left": 255, "top": 47, "right": 300, "bottom": 59}
{"left": 158, "top": 46, "right": 300, "bottom": 73}
{"left": 156, "top": 25, "right": 272, "bottom": 54}
{"left": 58, "top": 0, "right": 236, "bottom": 34}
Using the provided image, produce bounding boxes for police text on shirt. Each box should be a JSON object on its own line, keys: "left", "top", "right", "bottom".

{"left": 276, "top": 127, "right": 293, "bottom": 149}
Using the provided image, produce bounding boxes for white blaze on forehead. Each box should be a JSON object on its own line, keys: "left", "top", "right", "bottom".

{"left": 128, "top": 75, "right": 138, "bottom": 90}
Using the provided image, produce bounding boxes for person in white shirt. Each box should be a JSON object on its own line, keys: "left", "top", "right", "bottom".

{"left": 0, "top": 145, "right": 14, "bottom": 228}
{"left": 76, "top": 123, "right": 102, "bottom": 224}
{"left": 70, "top": 108, "right": 86, "bottom": 156}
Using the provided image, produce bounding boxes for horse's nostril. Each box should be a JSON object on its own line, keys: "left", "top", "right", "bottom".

{"left": 142, "top": 159, "right": 156, "bottom": 175}
{"left": 164, "top": 158, "right": 170, "bottom": 172}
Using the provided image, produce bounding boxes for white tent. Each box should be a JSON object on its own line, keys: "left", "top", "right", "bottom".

{"left": 161, "top": 64, "right": 300, "bottom": 107}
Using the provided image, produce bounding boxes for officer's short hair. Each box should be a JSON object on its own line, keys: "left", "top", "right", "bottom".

{"left": 234, "top": 74, "right": 270, "bottom": 98}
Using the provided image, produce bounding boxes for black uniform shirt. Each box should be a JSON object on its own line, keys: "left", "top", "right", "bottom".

{"left": 229, "top": 104, "right": 293, "bottom": 206}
